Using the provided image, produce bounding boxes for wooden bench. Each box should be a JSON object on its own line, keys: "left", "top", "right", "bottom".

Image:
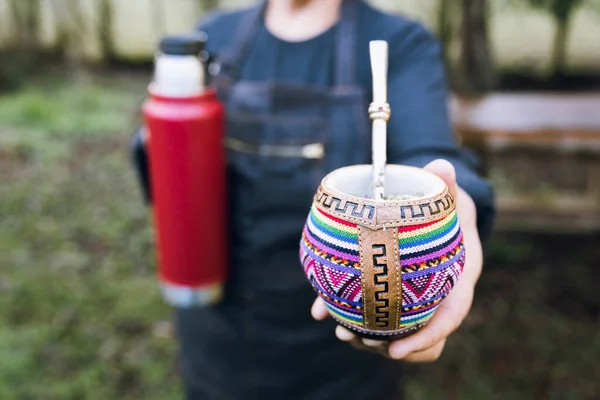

{"left": 451, "top": 94, "right": 600, "bottom": 232}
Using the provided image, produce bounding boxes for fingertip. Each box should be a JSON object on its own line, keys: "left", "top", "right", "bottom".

{"left": 388, "top": 341, "right": 408, "bottom": 360}
{"left": 387, "top": 321, "right": 446, "bottom": 360}
{"left": 361, "top": 338, "right": 381, "bottom": 347}
{"left": 335, "top": 325, "right": 355, "bottom": 342}
{"left": 311, "top": 297, "right": 329, "bottom": 321}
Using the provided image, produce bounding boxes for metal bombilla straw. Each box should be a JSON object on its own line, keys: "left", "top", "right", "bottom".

{"left": 369, "top": 40, "right": 390, "bottom": 201}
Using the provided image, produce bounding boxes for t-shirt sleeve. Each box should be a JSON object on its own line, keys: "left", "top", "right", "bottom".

{"left": 385, "top": 23, "right": 495, "bottom": 243}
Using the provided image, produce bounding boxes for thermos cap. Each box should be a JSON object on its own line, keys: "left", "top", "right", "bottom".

{"left": 159, "top": 33, "right": 207, "bottom": 56}
{"left": 153, "top": 33, "right": 207, "bottom": 97}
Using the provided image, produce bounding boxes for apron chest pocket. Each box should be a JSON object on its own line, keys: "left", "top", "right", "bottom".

{"left": 225, "top": 114, "right": 327, "bottom": 179}
{"left": 225, "top": 137, "right": 324, "bottom": 160}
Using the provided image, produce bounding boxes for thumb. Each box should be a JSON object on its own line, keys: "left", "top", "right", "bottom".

{"left": 422, "top": 159, "right": 458, "bottom": 199}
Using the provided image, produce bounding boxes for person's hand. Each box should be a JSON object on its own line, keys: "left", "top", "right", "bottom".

{"left": 311, "top": 159, "right": 483, "bottom": 362}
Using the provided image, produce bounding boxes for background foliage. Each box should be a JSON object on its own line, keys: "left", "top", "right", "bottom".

{"left": 1, "top": 0, "right": 600, "bottom": 92}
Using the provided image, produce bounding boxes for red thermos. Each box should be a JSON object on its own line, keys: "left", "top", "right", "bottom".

{"left": 142, "top": 34, "right": 227, "bottom": 307}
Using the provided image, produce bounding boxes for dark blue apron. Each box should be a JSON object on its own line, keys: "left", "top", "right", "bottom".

{"left": 175, "top": 1, "right": 404, "bottom": 398}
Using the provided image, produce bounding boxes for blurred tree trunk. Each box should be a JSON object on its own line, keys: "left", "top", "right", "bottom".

{"left": 438, "top": 0, "right": 464, "bottom": 90}
{"left": 99, "top": 0, "right": 114, "bottom": 62}
{"left": 51, "top": 0, "right": 86, "bottom": 67}
{"left": 523, "top": 0, "right": 584, "bottom": 79}
{"left": 551, "top": 18, "right": 569, "bottom": 77}
{"left": 0, "top": 0, "right": 40, "bottom": 91}
{"left": 438, "top": 0, "right": 453, "bottom": 72}
{"left": 9, "top": 0, "right": 40, "bottom": 50}
{"left": 459, "top": 0, "right": 496, "bottom": 93}
{"left": 548, "top": 0, "right": 583, "bottom": 78}
{"left": 200, "top": 0, "right": 220, "bottom": 10}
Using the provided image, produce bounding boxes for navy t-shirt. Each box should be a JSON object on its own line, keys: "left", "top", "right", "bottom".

{"left": 198, "top": 1, "right": 495, "bottom": 241}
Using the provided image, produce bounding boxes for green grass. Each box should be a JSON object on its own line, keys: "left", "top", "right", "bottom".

{"left": 0, "top": 70, "right": 598, "bottom": 399}
{"left": 0, "top": 70, "right": 182, "bottom": 399}
{"left": 0, "top": 72, "right": 141, "bottom": 136}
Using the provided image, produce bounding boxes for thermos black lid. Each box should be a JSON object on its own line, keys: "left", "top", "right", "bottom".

{"left": 159, "top": 32, "right": 207, "bottom": 56}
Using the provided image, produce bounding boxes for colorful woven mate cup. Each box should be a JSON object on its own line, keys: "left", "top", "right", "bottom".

{"left": 300, "top": 164, "right": 466, "bottom": 340}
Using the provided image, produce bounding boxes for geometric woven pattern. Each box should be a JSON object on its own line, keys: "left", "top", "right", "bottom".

{"left": 398, "top": 210, "right": 465, "bottom": 330}
{"left": 300, "top": 204, "right": 363, "bottom": 325}
{"left": 300, "top": 203, "right": 465, "bottom": 335}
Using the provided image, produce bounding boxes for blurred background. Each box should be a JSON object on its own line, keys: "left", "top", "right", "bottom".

{"left": 0, "top": 0, "right": 598, "bottom": 399}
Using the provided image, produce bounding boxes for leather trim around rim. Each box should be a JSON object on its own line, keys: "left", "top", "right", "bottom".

{"left": 314, "top": 184, "right": 455, "bottom": 228}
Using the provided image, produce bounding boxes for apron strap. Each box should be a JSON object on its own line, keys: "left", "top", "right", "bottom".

{"left": 219, "top": 0, "right": 359, "bottom": 86}
{"left": 218, "top": 1, "right": 266, "bottom": 81}
{"left": 335, "top": 0, "right": 359, "bottom": 87}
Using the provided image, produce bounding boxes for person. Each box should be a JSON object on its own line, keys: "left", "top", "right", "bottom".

{"left": 130, "top": 0, "right": 495, "bottom": 398}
